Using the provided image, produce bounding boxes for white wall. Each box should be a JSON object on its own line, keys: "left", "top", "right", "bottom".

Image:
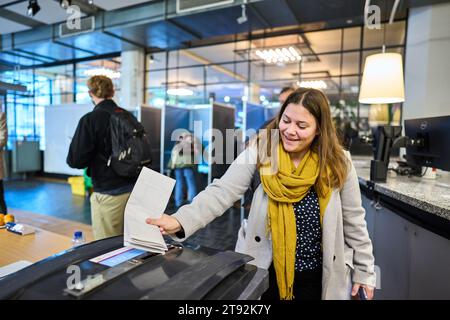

{"left": 44, "top": 103, "right": 92, "bottom": 175}
{"left": 403, "top": 2, "right": 450, "bottom": 120}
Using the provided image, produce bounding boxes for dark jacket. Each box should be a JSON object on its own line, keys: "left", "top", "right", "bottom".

{"left": 66, "top": 99, "right": 136, "bottom": 193}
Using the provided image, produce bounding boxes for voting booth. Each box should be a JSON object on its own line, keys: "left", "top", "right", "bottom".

{"left": 244, "top": 102, "right": 266, "bottom": 133}
{"left": 44, "top": 103, "right": 155, "bottom": 175}
{"left": 0, "top": 236, "right": 268, "bottom": 300}
{"left": 162, "top": 102, "right": 236, "bottom": 185}
{"left": 139, "top": 105, "right": 162, "bottom": 172}
{"left": 242, "top": 102, "right": 280, "bottom": 133}
{"left": 264, "top": 105, "right": 280, "bottom": 122}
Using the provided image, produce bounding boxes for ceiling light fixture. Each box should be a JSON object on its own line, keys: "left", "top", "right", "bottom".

{"left": 166, "top": 88, "right": 194, "bottom": 96}
{"left": 359, "top": 53, "right": 404, "bottom": 104}
{"left": 59, "top": 0, "right": 72, "bottom": 9}
{"left": 255, "top": 46, "right": 301, "bottom": 64}
{"left": 359, "top": 0, "right": 405, "bottom": 104}
{"left": 27, "top": 0, "right": 40, "bottom": 16}
{"left": 236, "top": 3, "right": 247, "bottom": 24}
{"left": 298, "top": 80, "right": 327, "bottom": 90}
{"left": 84, "top": 68, "right": 121, "bottom": 79}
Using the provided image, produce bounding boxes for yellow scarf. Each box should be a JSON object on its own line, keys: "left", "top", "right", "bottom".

{"left": 260, "top": 143, "right": 332, "bottom": 300}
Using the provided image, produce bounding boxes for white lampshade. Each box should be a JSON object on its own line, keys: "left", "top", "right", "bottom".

{"left": 359, "top": 52, "right": 405, "bottom": 104}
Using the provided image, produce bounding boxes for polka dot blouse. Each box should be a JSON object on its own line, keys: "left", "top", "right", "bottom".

{"left": 293, "top": 187, "right": 322, "bottom": 272}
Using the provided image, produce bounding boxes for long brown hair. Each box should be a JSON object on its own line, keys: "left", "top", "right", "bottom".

{"left": 254, "top": 88, "right": 349, "bottom": 196}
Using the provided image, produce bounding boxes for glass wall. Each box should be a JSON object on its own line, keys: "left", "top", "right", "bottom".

{"left": 144, "top": 21, "right": 407, "bottom": 154}
{"left": 75, "top": 58, "right": 121, "bottom": 104}
{"left": 0, "top": 56, "right": 121, "bottom": 150}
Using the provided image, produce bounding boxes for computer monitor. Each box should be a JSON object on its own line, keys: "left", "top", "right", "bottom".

{"left": 404, "top": 115, "right": 450, "bottom": 172}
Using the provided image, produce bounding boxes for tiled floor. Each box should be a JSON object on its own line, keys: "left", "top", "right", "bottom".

{"left": 5, "top": 179, "right": 91, "bottom": 224}
{"left": 4, "top": 178, "right": 244, "bottom": 251}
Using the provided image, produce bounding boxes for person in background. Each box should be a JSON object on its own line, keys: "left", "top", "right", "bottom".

{"left": 147, "top": 88, "right": 376, "bottom": 300}
{"left": 67, "top": 75, "right": 136, "bottom": 240}
{"left": 278, "top": 86, "right": 295, "bottom": 105}
{"left": 168, "top": 132, "right": 200, "bottom": 209}
{"left": 0, "top": 110, "right": 7, "bottom": 214}
{"left": 257, "top": 87, "right": 296, "bottom": 132}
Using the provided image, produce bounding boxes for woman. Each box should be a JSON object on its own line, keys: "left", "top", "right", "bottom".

{"left": 168, "top": 132, "right": 200, "bottom": 208}
{"left": 148, "top": 88, "right": 376, "bottom": 300}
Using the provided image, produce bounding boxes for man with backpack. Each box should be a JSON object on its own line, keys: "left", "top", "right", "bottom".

{"left": 67, "top": 75, "right": 151, "bottom": 240}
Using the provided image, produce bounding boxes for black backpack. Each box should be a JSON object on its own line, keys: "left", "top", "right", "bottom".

{"left": 106, "top": 107, "right": 152, "bottom": 178}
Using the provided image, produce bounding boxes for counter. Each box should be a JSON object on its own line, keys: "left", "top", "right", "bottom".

{"left": 352, "top": 156, "right": 450, "bottom": 299}
{"left": 353, "top": 157, "right": 450, "bottom": 221}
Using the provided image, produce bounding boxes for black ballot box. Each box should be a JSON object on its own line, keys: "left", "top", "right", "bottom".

{"left": 0, "top": 236, "right": 268, "bottom": 300}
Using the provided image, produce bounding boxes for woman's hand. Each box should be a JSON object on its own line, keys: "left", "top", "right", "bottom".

{"left": 146, "top": 214, "right": 182, "bottom": 235}
{"left": 351, "top": 283, "right": 374, "bottom": 300}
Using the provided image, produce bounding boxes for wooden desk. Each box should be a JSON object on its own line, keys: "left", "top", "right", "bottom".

{"left": 0, "top": 227, "right": 72, "bottom": 267}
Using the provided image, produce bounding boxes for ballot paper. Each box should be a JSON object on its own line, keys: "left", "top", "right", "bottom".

{"left": 124, "top": 167, "right": 176, "bottom": 254}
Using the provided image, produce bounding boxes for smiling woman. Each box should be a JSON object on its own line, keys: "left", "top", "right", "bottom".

{"left": 147, "top": 87, "right": 377, "bottom": 300}
{"left": 279, "top": 106, "right": 318, "bottom": 167}
{"left": 257, "top": 88, "right": 349, "bottom": 196}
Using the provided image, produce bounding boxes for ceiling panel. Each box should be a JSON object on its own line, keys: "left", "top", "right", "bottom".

{"left": 250, "top": 0, "right": 299, "bottom": 27}
{"left": 111, "top": 21, "right": 197, "bottom": 50}
{"left": 6, "top": 0, "right": 84, "bottom": 25}
{"left": 306, "top": 29, "right": 344, "bottom": 54}
{"left": 146, "top": 21, "right": 197, "bottom": 49}
{"left": 173, "top": 6, "right": 267, "bottom": 39}
{"left": 106, "top": 26, "right": 149, "bottom": 49}
{"left": 57, "top": 32, "right": 123, "bottom": 55}
{"left": 0, "top": 51, "right": 39, "bottom": 66}
{"left": 187, "top": 41, "right": 249, "bottom": 64}
{"left": 15, "top": 41, "right": 95, "bottom": 61}
{"left": 0, "top": 16, "right": 30, "bottom": 34}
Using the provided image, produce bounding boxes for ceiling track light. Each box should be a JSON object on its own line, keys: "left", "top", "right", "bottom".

{"left": 255, "top": 46, "right": 301, "bottom": 64}
{"left": 236, "top": 2, "right": 247, "bottom": 24}
{"left": 60, "top": 0, "right": 72, "bottom": 9}
{"left": 84, "top": 68, "right": 121, "bottom": 79}
{"left": 167, "top": 88, "right": 194, "bottom": 96}
{"left": 298, "top": 80, "right": 327, "bottom": 90}
{"left": 27, "top": 0, "right": 40, "bottom": 17}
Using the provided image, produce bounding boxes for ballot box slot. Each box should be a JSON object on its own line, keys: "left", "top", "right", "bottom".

{"left": 140, "top": 250, "right": 253, "bottom": 300}
{"left": 0, "top": 237, "right": 125, "bottom": 300}
{"left": 63, "top": 245, "right": 183, "bottom": 299}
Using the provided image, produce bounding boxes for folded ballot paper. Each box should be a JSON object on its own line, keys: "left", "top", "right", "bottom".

{"left": 124, "top": 167, "right": 176, "bottom": 254}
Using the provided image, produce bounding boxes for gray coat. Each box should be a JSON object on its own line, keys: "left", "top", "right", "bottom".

{"left": 172, "top": 145, "right": 376, "bottom": 300}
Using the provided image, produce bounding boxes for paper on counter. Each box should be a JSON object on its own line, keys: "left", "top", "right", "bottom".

{"left": 124, "top": 167, "right": 176, "bottom": 254}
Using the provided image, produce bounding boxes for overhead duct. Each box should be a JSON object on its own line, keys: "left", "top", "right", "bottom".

{"left": 176, "top": 0, "right": 234, "bottom": 13}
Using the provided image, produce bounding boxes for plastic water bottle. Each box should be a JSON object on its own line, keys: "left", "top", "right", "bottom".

{"left": 72, "top": 231, "right": 85, "bottom": 248}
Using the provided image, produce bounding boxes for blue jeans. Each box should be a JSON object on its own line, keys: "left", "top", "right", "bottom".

{"left": 174, "top": 167, "right": 198, "bottom": 207}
